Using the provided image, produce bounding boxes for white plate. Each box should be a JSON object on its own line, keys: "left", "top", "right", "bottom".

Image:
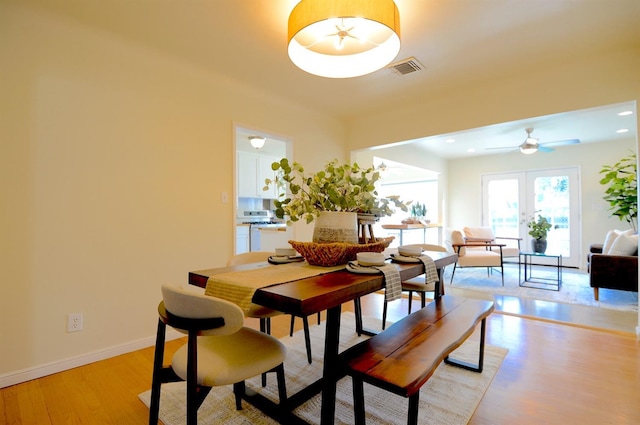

{"left": 268, "top": 255, "right": 305, "bottom": 264}
{"left": 390, "top": 253, "right": 423, "bottom": 263}
{"left": 346, "top": 261, "right": 382, "bottom": 274}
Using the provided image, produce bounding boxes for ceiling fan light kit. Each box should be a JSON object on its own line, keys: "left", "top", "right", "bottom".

{"left": 520, "top": 128, "right": 539, "bottom": 154}
{"left": 287, "top": 0, "right": 401, "bottom": 78}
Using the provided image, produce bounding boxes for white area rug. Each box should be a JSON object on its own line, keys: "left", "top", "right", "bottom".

{"left": 139, "top": 312, "right": 507, "bottom": 425}
{"left": 444, "top": 264, "right": 638, "bottom": 312}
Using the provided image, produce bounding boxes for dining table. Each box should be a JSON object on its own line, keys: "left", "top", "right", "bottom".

{"left": 188, "top": 250, "right": 458, "bottom": 425}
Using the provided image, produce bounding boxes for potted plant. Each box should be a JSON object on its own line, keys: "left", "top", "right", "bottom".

{"left": 527, "top": 212, "right": 552, "bottom": 253}
{"left": 599, "top": 152, "right": 637, "bottom": 232}
{"left": 264, "top": 158, "right": 409, "bottom": 243}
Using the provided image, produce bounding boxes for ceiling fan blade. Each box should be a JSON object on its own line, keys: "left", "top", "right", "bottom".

{"left": 485, "top": 146, "right": 517, "bottom": 151}
{"left": 540, "top": 138, "right": 580, "bottom": 147}
{"left": 538, "top": 146, "right": 554, "bottom": 153}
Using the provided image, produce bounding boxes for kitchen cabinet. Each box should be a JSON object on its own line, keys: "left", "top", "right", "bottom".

{"left": 237, "top": 152, "right": 279, "bottom": 199}
{"left": 235, "top": 225, "right": 250, "bottom": 254}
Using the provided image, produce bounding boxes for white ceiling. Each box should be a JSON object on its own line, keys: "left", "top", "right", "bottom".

{"left": 29, "top": 0, "right": 639, "bottom": 158}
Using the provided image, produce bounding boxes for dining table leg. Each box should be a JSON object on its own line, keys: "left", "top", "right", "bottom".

{"left": 320, "top": 304, "right": 342, "bottom": 425}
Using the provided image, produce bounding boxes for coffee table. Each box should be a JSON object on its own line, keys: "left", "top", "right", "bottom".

{"left": 519, "top": 251, "right": 562, "bottom": 291}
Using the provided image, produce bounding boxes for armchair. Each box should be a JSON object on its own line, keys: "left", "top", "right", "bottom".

{"left": 463, "top": 226, "right": 521, "bottom": 264}
{"left": 450, "top": 230, "right": 505, "bottom": 285}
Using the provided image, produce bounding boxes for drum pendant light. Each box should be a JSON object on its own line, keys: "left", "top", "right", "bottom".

{"left": 287, "top": 0, "right": 401, "bottom": 78}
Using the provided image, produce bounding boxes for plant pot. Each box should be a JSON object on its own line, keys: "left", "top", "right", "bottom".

{"left": 313, "top": 211, "right": 358, "bottom": 244}
{"left": 531, "top": 239, "right": 547, "bottom": 253}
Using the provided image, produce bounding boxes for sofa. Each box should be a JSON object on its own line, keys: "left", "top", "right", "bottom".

{"left": 587, "top": 229, "right": 638, "bottom": 300}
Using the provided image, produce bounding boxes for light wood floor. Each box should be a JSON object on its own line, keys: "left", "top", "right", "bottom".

{"left": 1, "top": 293, "right": 639, "bottom": 424}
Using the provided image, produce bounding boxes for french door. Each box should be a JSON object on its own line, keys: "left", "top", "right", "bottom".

{"left": 481, "top": 168, "right": 581, "bottom": 268}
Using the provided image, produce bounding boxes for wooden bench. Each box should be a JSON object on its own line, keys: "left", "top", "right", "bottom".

{"left": 339, "top": 295, "right": 495, "bottom": 425}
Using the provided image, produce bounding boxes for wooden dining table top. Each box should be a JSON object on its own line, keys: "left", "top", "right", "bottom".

{"left": 188, "top": 250, "right": 458, "bottom": 316}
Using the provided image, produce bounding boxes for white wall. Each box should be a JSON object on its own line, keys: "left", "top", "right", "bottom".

{"left": 0, "top": 3, "right": 346, "bottom": 385}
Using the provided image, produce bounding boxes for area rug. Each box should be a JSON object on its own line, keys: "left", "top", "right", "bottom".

{"left": 139, "top": 312, "right": 507, "bottom": 425}
{"left": 444, "top": 264, "right": 638, "bottom": 312}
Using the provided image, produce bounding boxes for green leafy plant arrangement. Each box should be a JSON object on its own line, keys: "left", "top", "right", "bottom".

{"left": 410, "top": 201, "right": 427, "bottom": 218}
{"left": 527, "top": 213, "right": 552, "bottom": 240}
{"left": 264, "top": 158, "right": 409, "bottom": 225}
{"left": 599, "top": 152, "right": 637, "bottom": 231}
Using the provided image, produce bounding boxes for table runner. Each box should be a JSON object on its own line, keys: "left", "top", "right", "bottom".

{"left": 205, "top": 262, "right": 345, "bottom": 313}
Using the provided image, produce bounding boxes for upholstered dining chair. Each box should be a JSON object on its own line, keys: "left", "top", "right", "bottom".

{"left": 149, "top": 284, "right": 287, "bottom": 425}
{"left": 381, "top": 244, "right": 448, "bottom": 330}
{"left": 450, "top": 230, "right": 505, "bottom": 285}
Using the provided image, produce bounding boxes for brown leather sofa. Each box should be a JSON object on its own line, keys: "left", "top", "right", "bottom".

{"left": 587, "top": 244, "right": 638, "bottom": 300}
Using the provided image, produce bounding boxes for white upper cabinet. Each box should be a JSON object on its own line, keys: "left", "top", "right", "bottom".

{"left": 237, "top": 151, "right": 279, "bottom": 199}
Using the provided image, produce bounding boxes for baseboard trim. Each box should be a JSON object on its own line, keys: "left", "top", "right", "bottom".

{"left": 0, "top": 329, "right": 183, "bottom": 389}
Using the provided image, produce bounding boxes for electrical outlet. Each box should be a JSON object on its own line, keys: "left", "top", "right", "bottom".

{"left": 67, "top": 313, "right": 83, "bottom": 332}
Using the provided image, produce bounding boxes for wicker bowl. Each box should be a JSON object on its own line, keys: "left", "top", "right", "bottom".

{"left": 289, "top": 237, "right": 394, "bottom": 267}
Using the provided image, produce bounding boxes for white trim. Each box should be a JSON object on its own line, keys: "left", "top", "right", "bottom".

{"left": 0, "top": 330, "right": 183, "bottom": 389}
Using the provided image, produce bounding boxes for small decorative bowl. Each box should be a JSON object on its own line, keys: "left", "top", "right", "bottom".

{"left": 356, "top": 252, "right": 386, "bottom": 266}
{"left": 398, "top": 245, "right": 423, "bottom": 257}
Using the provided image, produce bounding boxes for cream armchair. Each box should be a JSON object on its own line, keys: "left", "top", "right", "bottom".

{"left": 463, "top": 226, "right": 521, "bottom": 264}
{"left": 450, "top": 230, "right": 505, "bottom": 285}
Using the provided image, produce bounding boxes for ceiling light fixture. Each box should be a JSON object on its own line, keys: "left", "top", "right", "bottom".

{"left": 287, "top": 0, "right": 401, "bottom": 78}
{"left": 519, "top": 128, "right": 539, "bottom": 154}
{"left": 249, "top": 136, "right": 266, "bottom": 150}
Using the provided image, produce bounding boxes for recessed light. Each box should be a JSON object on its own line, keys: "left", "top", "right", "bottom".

{"left": 618, "top": 111, "right": 633, "bottom": 116}
{"left": 467, "top": 148, "right": 475, "bottom": 153}
{"left": 446, "top": 138, "right": 455, "bottom": 143}
{"left": 616, "top": 128, "right": 629, "bottom": 134}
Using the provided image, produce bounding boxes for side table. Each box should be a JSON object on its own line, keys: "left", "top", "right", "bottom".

{"left": 519, "top": 252, "right": 562, "bottom": 291}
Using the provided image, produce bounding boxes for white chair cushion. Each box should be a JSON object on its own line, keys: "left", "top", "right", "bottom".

{"left": 463, "top": 226, "right": 495, "bottom": 241}
{"left": 458, "top": 250, "right": 502, "bottom": 267}
{"left": 607, "top": 233, "right": 638, "bottom": 256}
{"left": 498, "top": 246, "right": 520, "bottom": 258}
{"left": 171, "top": 327, "right": 287, "bottom": 386}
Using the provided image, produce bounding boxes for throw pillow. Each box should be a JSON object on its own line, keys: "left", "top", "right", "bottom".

{"left": 607, "top": 233, "right": 638, "bottom": 256}
{"left": 601, "top": 229, "right": 620, "bottom": 254}
{"left": 602, "top": 229, "right": 635, "bottom": 254}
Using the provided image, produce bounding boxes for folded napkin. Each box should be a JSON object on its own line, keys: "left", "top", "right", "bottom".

{"left": 418, "top": 254, "right": 439, "bottom": 285}
{"left": 346, "top": 262, "right": 402, "bottom": 302}
{"left": 375, "top": 264, "right": 402, "bottom": 302}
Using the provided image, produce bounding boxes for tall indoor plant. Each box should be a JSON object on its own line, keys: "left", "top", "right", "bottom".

{"left": 599, "top": 152, "right": 637, "bottom": 232}
{"left": 264, "top": 158, "right": 409, "bottom": 243}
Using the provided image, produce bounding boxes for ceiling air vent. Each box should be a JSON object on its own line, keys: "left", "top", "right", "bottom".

{"left": 387, "top": 57, "right": 424, "bottom": 76}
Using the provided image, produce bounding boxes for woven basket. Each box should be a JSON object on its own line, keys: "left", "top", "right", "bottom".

{"left": 289, "top": 237, "right": 394, "bottom": 267}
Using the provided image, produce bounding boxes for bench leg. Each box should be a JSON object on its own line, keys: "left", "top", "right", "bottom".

{"left": 444, "top": 317, "right": 486, "bottom": 373}
{"left": 407, "top": 392, "right": 420, "bottom": 425}
{"left": 352, "top": 375, "right": 366, "bottom": 425}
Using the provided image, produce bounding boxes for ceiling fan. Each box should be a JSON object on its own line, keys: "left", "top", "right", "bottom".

{"left": 488, "top": 128, "right": 580, "bottom": 155}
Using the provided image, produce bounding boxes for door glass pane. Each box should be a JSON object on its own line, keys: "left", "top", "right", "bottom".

{"left": 533, "top": 175, "right": 570, "bottom": 257}
{"left": 487, "top": 179, "right": 519, "bottom": 238}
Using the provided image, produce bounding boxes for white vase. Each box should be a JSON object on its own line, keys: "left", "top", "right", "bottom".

{"left": 312, "top": 211, "right": 358, "bottom": 244}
